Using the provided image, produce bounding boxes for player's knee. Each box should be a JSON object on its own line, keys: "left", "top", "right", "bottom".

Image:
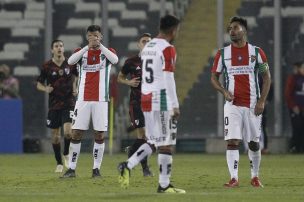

{"left": 63, "top": 133, "right": 71, "bottom": 139}
{"left": 94, "top": 131, "right": 104, "bottom": 144}
{"left": 51, "top": 130, "right": 60, "bottom": 144}
{"left": 248, "top": 141, "right": 260, "bottom": 151}
{"left": 158, "top": 145, "right": 172, "bottom": 154}
{"left": 71, "top": 129, "right": 83, "bottom": 141}
{"left": 226, "top": 139, "right": 240, "bottom": 150}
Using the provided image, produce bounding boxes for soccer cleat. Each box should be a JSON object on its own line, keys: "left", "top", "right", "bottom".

{"left": 55, "top": 164, "right": 63, "bottom": 173}
{"left": 61, "top": 168, "right": 76, "bottom": 178}
{"left": 157, "top": 184, "right": 186, "bottom": 194}
{"left": 92, "top": 168, "right": 101, "bottom": 178}
{"left": 143, "top": 167, "right": 154, "bottom": 177}
{"left": 117, "top": 162, "right": 130, "bottom": 188}
{"left": 63, "top": 155, "right": 69, "bottom": 168}
{"left": 224, "top": 178, "right": 239, "bottom": 188}
{"left": 251, "top": 177, "right": 264, "bottom": 188}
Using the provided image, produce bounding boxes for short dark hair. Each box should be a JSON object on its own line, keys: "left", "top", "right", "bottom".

{"left": 138, "top": 33, "right": 152, "bottom": 41}
{"left": 160, "top": 14, "right": 180, "bottom": 33}
{"left": 230, "top": 16, "right": 248, "bottom": 30}
{"left": 87, "top": 25, "right": 101, "bottom": 33}
{"left": 293, "top": 61, "right": 303, "bottom": 68}
{"left": 51, "top": 39, "right": 63, "bottom": 49}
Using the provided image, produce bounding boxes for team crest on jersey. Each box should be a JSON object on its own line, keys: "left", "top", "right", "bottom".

{"left": 58, "top": 69, "right": 64, "bottom": 76}
{"left": 136, "top": 66, "right": 141, "bottom": 70}
{"left": 52, "top": 71, "right": 57, "bottom": 76}
{"left": 64, "top": 67, "right": 70, "bottom": 75}
{"left": 237, "top": 55, "right": 242, "bottom": 61}
{"left": 250, "top": 55, "right": 256, "bottom": 63}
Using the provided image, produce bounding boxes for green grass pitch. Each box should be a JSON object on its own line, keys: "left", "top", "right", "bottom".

{"left": 0, "top": 153, "right": 303, "bottom": 202}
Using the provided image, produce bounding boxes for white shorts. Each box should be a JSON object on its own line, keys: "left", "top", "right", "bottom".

{"left": 72, "top": 101, "right": 108, "bottom": 131}
{"left": 144, "top": 111, "right": 177, "bottom": 147}
{"left": 224, "top": 102, "right": 262, "bottom": 143}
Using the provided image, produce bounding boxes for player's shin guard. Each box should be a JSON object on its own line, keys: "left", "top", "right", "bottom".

{"left": 93, "top": 142, "right": 105, "bottom": 169}
{"left": 158, "top": 153, "right": 172, "bottom": 188}
{"left": 127, "top": 143, "right": 152, "bottom": 170}
{"left": 248, "top": 149, "right": 261, "bottom": 178}
{"left": 68, "top": 142, "right": 81, "bottom": 170}
{"left": 226, "top": 150, "right": 239, "bottom": 180}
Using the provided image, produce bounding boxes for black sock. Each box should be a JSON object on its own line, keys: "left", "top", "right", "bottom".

{"left": 128, "top": 138, "right": 149, "bottom": 169}
{"left": 63, "top": 138, "right": 71, "bottom": 156}
{"left": 52, "top": 143, "right": 62, "bottom": 165}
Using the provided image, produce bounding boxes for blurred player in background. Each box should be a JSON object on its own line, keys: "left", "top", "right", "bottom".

{"left": 211, "top": 16, "right": 271, "bottom": 188}
{"left": 118, "top": 15, "right": 185, "bottom": 194}
{"left": 37, "top": 40, "right": 78, "bottom": 173}
{"left": 117, "top": 33, "right": 153, "bottom": 177}
{"left": 62, "top": 25, "right": 118, "bottom": 178}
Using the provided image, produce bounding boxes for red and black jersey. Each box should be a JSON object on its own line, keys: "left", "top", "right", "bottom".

{"left": 121, "top": 55, "right": 142, "bottom": 105}
{"left": 37, "top": 59, "right": 77, "bottom": 110}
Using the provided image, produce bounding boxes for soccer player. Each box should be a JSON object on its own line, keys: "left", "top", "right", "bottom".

{"left": 61, "top": 25, "right": 118, "bottom": 178}
{"left": 211, "top": 16, "right": 271, "bottom": 188}
{"left": 118, "top": 15, "right": 185, "bottom": 193}
{"left": 37, "top": 39, "right": 77, "bottom": 173}
{"left": 117, "top": 33, "right": 153, "bottom": 177}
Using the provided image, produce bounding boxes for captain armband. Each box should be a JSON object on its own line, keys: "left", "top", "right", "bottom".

{"left": 258, "top": 63, "right": 269, "bottom": 73}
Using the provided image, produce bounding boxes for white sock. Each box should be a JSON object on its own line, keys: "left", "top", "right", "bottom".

{"left": 93, "top": 142, "right": 105, "bottom": 169}
{"left": 226, "top": 150, "right": 239, "bottom": 180}
{"left": 69, "top": 142, "right": 81, "bottom": 170}
{"left": 127, "top": 143, "right": 152, "bottom": 169}
{"left": 248, "top": 149, "right": 261, "bottom": 178}
{"left": 158, "top": 153, "right": 172, "bottom": 188}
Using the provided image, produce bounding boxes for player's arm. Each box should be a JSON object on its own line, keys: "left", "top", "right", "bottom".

{"left": 72, "top": 75, "right": 78, "bottom": 96}
{"left": 68, "top": 46, "right": 89, "bottom": 65}
{"left": 211, "top": 73, "right": 234, "bottom": 101}
{"left": 100, "top": 44, "right": 118, "bottom": 64}
{"left": 36, "top": 82, "right": 53, "bottom": 94}
{"left": 117, "top": 71, "right": 140, "bottom": 87}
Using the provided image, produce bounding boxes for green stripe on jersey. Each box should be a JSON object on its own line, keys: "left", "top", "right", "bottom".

{"left": 220, "top": 48, "right": 229, "bottom": 89}
{"left": 254, "top": 47, "right": 260, "bottom": 100}
{"left": 160, "top": 89, "right": 167, "bottom": 111}
{"left": 104, "top": 59, "right": 110, "bottom": 101}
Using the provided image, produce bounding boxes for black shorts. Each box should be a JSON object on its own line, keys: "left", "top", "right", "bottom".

{"left": 129, "top": 104, "right": 145, "bottom": 129}
{"left": 46, "top": 108, "right": 74, "bottom": 129}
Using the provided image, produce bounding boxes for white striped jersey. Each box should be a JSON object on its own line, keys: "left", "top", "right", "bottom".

{"left": 141, "top": 38, "right": 178, "bottom": 111}
{"left": 212, "top": 43, "right": 268, "bottom": 108}
{"left": 76, "top": 48, "right": 116, "bottom": 102}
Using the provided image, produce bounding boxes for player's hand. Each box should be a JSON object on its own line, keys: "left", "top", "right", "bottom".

{"left": 128, "top": 77, "right": 140, "bottom": 87}
{"left": 72, "top": 89, "right": 78, "bottom": 97}
{"left": 45, "top": 84, "right": 54, "bottom": 93}
{"left": 292, "top": 106, "right": 300, "bottom": 115}
{"left": 223, "top": 90, "right": 234, "bottom": 102}
{"left": 88, "top": 37, "right": 100, "bottom": 49}
{"left": 254, "top": 100, "right": 265, "bottom": 116}
{"left": 172, "top": 108, "right": 180, "bottom": 120}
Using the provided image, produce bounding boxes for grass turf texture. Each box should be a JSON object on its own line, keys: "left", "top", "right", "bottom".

{"left": 0, "top": 154, "right": 303, "bottom": 202}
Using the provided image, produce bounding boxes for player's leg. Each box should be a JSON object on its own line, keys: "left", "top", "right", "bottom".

{"left": 246, "top": 108, "right": 263, "bottom": 187}
{"left": 61, "top": 101, "right": 89, "bottom": 178}
{"left": 224, "top": 103, "right": 242, "bottom": 187}
{"left": 156, "top": 111, "right": 185, "bottom": 194}
{"left": 91, "top": 101, "right": 108, "bottom": 177}
{"left": 47, "top": 110, "right": 63, "bottom": 172}
{"left": 62, "top": 108, "right": 74, "bottom": 168}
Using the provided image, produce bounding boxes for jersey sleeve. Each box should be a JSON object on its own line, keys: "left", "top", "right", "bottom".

{"left": 121, "top": 59, "right": 131, "bottom": 75}
{"left": 211, "top": 50, "right": 223, "bottom": 74}
{"left": 162, "top": 46, "right": 176, "bottom": 72}
{"left": 36, "top": 64, "right": 47, "bottom": 83}
{"left": 257, "top": 47, "right": 269, "bottom": 73}
{"left": 109, "top": 47, "right": 117, "bottom": 55}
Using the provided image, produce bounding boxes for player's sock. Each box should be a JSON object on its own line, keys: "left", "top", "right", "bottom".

{"left": 68, "top": 142, "right": 81, "bottom": 170}
{"left": 248, "top": 149, "right": 261, "bottom": 178}
{"left": 226, "top": 150, "right": 239, "bottom": 180}
{"left": 52, "top": 143, "right": 62, "bottom": 165}
{"left": 63, "top": 137, "right": 71, "bottom": 156}
{"left": 93, "top": 142, "right": 105, "bottom": 169}
{"left": 158, "top": 153, "right": 172, "bottom": 188}
{"left": 127, "top": 143, "right": 152, "bottom": 169}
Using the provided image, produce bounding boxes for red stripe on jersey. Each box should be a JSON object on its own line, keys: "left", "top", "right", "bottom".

{"left": 163, "top": 46, "right": 176, "bottom": 72}
{"left": 84, "top": 72, "right": 100, "bottom": 101}
{"left": 233, "top": 74, "right": 250, "bottom": 107}
{"left": 73, "top": 47, "right": 81, "bottom": 53}
{"left": 141, "top": 93, "right": 152, "bottom": 112}
{"left": 87, "top": 50, "right": 101, "bottom": 65}
{"left": 231, "top": 43, "right": 249, "bottom": 66}
{"left": 258, "top": 48, "right": 267, "bottom": 63}
{"left": 211, "top": 50, "right": 221, "bottom": 73}
{"left": 109, "top": 47, "right": 117, "bottom": 55}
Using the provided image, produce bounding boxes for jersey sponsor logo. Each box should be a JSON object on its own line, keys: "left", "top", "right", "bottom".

{"left": 141, "top": 50, "right": 157, "bottom": 56}
{"left": 227, "top": 66, "right": 253, "bottom": 75}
